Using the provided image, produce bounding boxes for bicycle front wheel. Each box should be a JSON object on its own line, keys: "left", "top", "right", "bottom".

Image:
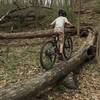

{"left": 40, "top": 41, "right": 56, "bottom": 70}
{"left": 63, "top": 37, "right": 73, "bottom": 59}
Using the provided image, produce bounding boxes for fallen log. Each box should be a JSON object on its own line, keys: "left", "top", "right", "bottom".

{"left": 0, "top": 28, "right": 76, "bottom": 39}
{"left": 9, "top": 5, "right": 52, "bottom": 14}
{"left": 0, "top": 15, "right": 45, "bottom": 27}
{"left": 0, "top": 28, "right": 96, "bottom": 100}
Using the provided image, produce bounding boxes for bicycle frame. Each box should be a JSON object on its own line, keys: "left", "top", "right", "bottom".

{"left": 52, "top": 35, "right": 60, "bottom": 54}
{"left": 40, "top": 32, "right": 73, "bottom": 69}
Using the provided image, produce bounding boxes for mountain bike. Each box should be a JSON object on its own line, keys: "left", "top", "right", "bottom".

{"left": 40, "top": 33, "right": 73, "bottom": 70}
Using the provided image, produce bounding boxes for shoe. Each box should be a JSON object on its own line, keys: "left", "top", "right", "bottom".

{"left": 63, "top": 72, "right": 78, "bottom": 89}
{"left": 58, "top": 53, "right": 64, "bottom": 61}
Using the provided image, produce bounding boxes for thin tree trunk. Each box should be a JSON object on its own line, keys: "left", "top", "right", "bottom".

{"left": 96, "top": 25, "right": 100, "bottom": 65}
{"left": 77, "top": 0, "right": 81, "bottom": 35}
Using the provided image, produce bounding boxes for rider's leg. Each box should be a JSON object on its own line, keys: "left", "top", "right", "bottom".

{"left": 54, "top": 28, "right": 64, "bottom": 60}
{"left": 58, "top": 32, "right": 65, "bottom": 60}
{"left": 59, "top": 32, "right": 64, "bottom": 54}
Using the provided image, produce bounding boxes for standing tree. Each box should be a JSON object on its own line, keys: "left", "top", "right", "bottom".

{"left": 77, "top": 0, "right": 81, "bottom": 35}
{"left": 96, "top": 24, "right": 100, "bottom": 65}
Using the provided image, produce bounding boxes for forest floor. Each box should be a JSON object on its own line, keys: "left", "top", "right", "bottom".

{"left": 0, "top": 36, "right": 82, "bottom": 88}
{"left": 0, "top": 36, "right": 100, "bottom": 100}
{"left": 0, "top": 0, "right": 100, "bottom": 100}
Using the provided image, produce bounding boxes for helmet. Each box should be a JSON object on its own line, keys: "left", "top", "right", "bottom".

{"left": 58, "top": 9, "right": 66, "bottom": 17}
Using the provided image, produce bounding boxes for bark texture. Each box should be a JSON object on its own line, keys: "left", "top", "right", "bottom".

{"left": 0, "top": 28, "right": 76, "bottom": 39}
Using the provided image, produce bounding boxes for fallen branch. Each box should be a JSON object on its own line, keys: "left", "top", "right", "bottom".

{"left": 0, "top": 28, "right": 76, "bottom": 39}
{"left": 0, "top": 28, "right": 96, "bottom": 100}
{"left": 0, "top": 11, "right": 10, "bottom": 22}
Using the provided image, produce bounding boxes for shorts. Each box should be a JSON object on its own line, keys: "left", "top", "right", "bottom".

{"left": 54, "top": 27, "right": 64, "bottom": 44}
{"left": 54, "top": 27, "right": 64, "bottom": 33}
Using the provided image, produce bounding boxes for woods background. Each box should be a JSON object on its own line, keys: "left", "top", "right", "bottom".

{"left": 0, "top": 0, "right": 78, "bottom": 32}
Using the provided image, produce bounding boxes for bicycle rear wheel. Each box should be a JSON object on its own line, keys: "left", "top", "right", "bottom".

{"left": 63, "top": 37, "right": 73, "bottom": 59}
{"left": 40, "top": 41, "right": 56, "bottom": 70}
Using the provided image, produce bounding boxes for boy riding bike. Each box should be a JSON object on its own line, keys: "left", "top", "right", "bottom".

{"left": 50, "top": 9, "right": 78, "bottom": 89}
{"left": 50, "top": 9, "right": 73, "bottom": 60}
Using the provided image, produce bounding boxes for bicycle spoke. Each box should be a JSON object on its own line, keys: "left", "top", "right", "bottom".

{"left": 64, "top": 37, "right": 73, "bottom": 59}
{"left": 40, "top": 41, "right": 56, "bottom": 70}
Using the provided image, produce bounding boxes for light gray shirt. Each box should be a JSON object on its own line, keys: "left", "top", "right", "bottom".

{"left": 51, "top": 16, "right": 70, "bottom": 28}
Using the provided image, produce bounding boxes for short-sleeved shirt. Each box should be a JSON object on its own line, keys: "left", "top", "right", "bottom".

{"left": 51, "top": 16, "right": 70, "bottom": 33}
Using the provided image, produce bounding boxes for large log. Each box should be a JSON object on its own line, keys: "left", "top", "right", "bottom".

{"left": 0, "top": 29, "right": 96, "bottom": 100}
{"left": 0, "top": 28, "right": 76, "bottom": 39}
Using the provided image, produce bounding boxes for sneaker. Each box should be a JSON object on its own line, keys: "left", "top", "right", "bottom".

{"left": 58, "top": 53, "right": 64, "bottom": 61}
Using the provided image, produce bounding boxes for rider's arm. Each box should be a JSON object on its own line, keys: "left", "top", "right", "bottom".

{"left": 64, "top": 17, "right": 73, "bottom": 27}
{"left": 50, "top": 18, "right": 56, "bottom": 26}
{"left": 49, "top": 19, "right": 56, "bottom": 28}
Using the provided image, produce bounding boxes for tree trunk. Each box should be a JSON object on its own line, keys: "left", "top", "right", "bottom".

{"left": 77, "top": 0, "right": 81, "bottom": 35}
{"left": 96, "top": 25, "right": 100, "bottom": 65}
{"left": 0, "top": 28, "right": 77, "bottom": 39}
{"left": 0, "top": 29, "right": 96, "bottom": 100}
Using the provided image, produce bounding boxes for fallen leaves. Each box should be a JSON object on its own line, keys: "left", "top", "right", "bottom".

{"left": 0, "top": 80, "right": 7, "bottom": 88}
